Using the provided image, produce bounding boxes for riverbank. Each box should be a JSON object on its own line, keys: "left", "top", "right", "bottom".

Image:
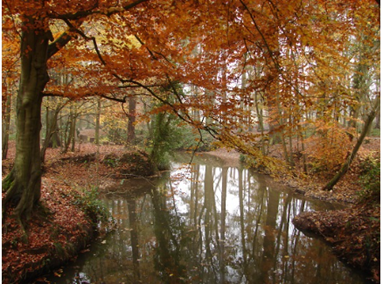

{"left": 2, "top": 144, "right": 156, "bottom": 283}
{"left": 241, "top": 139, "right": 380, "bottom": 283}
{"left": 293, "top": 197, "right": 380, "bottom": 283}
{"left": 2, "top": 176, "right": 96, "bottom": 284}
{"left": 204, "top": 142, "right": 378, "bottom": 204}
{"left": 2, "top": 140, "right": 380, "bottom": 283}
{"left": 202, "top": 143, "right": 380, "bottom": 283}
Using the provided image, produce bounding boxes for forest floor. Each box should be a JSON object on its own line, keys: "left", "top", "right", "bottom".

{"left": 1, "top": 138, "right": 380, "bottom": 283}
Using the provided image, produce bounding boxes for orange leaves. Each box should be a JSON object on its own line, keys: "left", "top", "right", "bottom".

{"left": 3, "top": 0, "right": 379, "bottom": 181}
{"left": 304, "top": 122, "right": 353, "bottom": 174}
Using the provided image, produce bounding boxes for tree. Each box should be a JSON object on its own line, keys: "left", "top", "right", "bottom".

{"left": 323, "top": 97, "right": 380, "bottom": 191}
{"left": 3, "top": 13, "right": 53, "bottom": 224}
{"left": 2, "top": 0, "right": 228, "bottom": 224}
{"left": 127, "top": 95, "right": 137, "bottom": 145}
{"left": 40, "top": 96, "right": 67, "bottom": 162}
{"left": 2, "top": 0, "right": 150, "bottom": 224}
{"left": 322, "top": 2, "right": 380, "bottom": 189}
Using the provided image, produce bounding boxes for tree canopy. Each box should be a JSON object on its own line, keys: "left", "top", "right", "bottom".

{"left": 2, "top": 0, "right": 380, "bottom": 222}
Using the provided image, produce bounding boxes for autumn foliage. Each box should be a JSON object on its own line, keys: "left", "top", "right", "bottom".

{"left": 2, "top": 0, "right": 379, "bottom": 172}
{"left": 1, "top": 0, "right": 380, "bottom": 281}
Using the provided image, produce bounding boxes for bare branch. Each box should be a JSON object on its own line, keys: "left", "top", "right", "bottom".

{"left": 100, "top": 94, "right": 127, "bottom": 103}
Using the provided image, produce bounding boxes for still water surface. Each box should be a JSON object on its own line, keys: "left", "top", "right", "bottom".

{"left": 47, "top": 153, "right": 367, "bottom": 284}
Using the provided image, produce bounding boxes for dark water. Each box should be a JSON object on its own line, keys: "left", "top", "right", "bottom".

{"left": 45, "top": 153, "right": 368, "bottom": 284}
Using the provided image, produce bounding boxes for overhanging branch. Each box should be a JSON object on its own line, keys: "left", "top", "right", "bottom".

{"left": 48, "top": 0, "right": 148, "bottom": 20}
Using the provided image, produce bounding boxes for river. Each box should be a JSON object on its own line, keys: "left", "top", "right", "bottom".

{"left": 45, "top": 153, "right": 368, "bottom": 284}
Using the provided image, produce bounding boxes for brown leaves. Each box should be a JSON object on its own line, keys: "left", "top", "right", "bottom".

{"left": 293, "top": 202, "right": 380, "bottom": 283}
{"left": 2, "top": 173, "right": 92, "bottom": 284}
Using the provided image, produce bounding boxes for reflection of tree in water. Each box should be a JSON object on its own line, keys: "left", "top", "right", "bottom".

{"left": 151, "top": 183, "right": 188, "bottom": 283}
{"left": 128, "top": 198, "right": 141, "bottom": 283}
{"left": 75, "top": 198, "right": 140, "bottom": 283}
{"left": 182, "top": 164, "right": 362, "bottom": 284}
{"left": 48, "top": 157, "right": 366, "bottom": 284}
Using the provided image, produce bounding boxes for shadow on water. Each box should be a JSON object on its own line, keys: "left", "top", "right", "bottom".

{"left": 45, "top": 153, "right": 368, "bottom": 284}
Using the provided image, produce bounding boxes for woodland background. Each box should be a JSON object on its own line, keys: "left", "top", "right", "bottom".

{"left": 1, "top": 0, "right": 381, "bottom": 282}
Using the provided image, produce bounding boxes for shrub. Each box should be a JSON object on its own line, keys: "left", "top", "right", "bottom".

{"left": 73, "top": 187, "right": 110, "bottom": 224}
{"left": 358, "top": 154, "right": 380, "bottom": 203}
{"left": 119, "top": 150, "right": 156, "bottom": 176}
{"left": 103, "top": 153, "right": 119, "bottom": 167}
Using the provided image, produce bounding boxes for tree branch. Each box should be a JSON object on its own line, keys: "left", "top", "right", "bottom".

{"left": 47, "top": 18, "right": 87, "bottom": 59}
{"left": 48, "top": 0, "right": 148, "bottom": 20}
{"left": 47, "top": 0, "right": 147, "bottom": 58}
{"left": 100, "top": 94, "right": 127, "bottom": 103}
{"left": 47, "top": 31, "right": 73, "bottom": 59}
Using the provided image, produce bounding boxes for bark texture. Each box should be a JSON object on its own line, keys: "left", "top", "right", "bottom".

{"left": 3, "top": 18, "right": 52, "bottom": 222}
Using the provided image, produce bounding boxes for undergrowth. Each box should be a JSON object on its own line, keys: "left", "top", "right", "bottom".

{"left": 72, "top": 187, "right": 111, "bottom": 224}
{"left": 358, "top": 154, "right": 380, "bottom": 204}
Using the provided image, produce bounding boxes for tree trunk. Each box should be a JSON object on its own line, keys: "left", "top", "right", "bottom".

{"left": 95, "top": 97, "right": 101, "bottom": 145}
{"left": 323, "top": 98, "right": 380, "bottom": 191}
{"left": 127, "top": 95, "right": 136, "bottom": 144}
{"left": 374, "top": 108, "right": 380, "bottom": 130}
{"left": 63, "top": 106, "right": 77, "bottom": 153}
{"left": 41, "top": 104, "right": 62, "bottom": 162}
{"left": 48, "top": 100, "right": 62, "bottom": 148}
{"left": 2, "top": 93, "right": 12, "bottom": 160}
{"left": 3, "top": 19, "right": 52, "bottom": 223}
{"left": 70, "top": 115, "right": 77, "bottom": 152}
{"left": 41, "top": 105, "right": 51, "bottom": 162}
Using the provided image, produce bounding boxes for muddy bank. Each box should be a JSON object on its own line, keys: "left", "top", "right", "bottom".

{"left": 201, "top": 147, "right": 241, "bottom": 168}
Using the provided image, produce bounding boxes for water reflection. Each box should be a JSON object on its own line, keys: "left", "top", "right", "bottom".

{"left": 46, "top": 154, "right": 366, "bottom": 284}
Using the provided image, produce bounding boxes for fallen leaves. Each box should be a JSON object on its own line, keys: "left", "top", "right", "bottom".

{"left": 1, "top": 143, "right": 136, "bottom": 284}
{"left": 293, "top": 202, "right": 380, "bottom": 283}
{"left": 2, "top": 175, "right": 93, "bottom": 284}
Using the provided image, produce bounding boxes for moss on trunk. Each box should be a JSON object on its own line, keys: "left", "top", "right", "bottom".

{"left": 3, "top": 17, "right": 51, "bottom": 224}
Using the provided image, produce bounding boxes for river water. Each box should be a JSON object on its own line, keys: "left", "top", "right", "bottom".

{"left": 46, "top": 153, "right": 368, "bottom": 284}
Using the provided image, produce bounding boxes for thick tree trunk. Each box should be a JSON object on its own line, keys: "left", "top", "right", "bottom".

{"left": 323, "top": 98, "right": 380, "bottom": 191}
{"left": 2, "top": 19, "right": 51, "bottom": 223}
{"left": 2, "top": 93, "right": 12, "bottom": 160}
